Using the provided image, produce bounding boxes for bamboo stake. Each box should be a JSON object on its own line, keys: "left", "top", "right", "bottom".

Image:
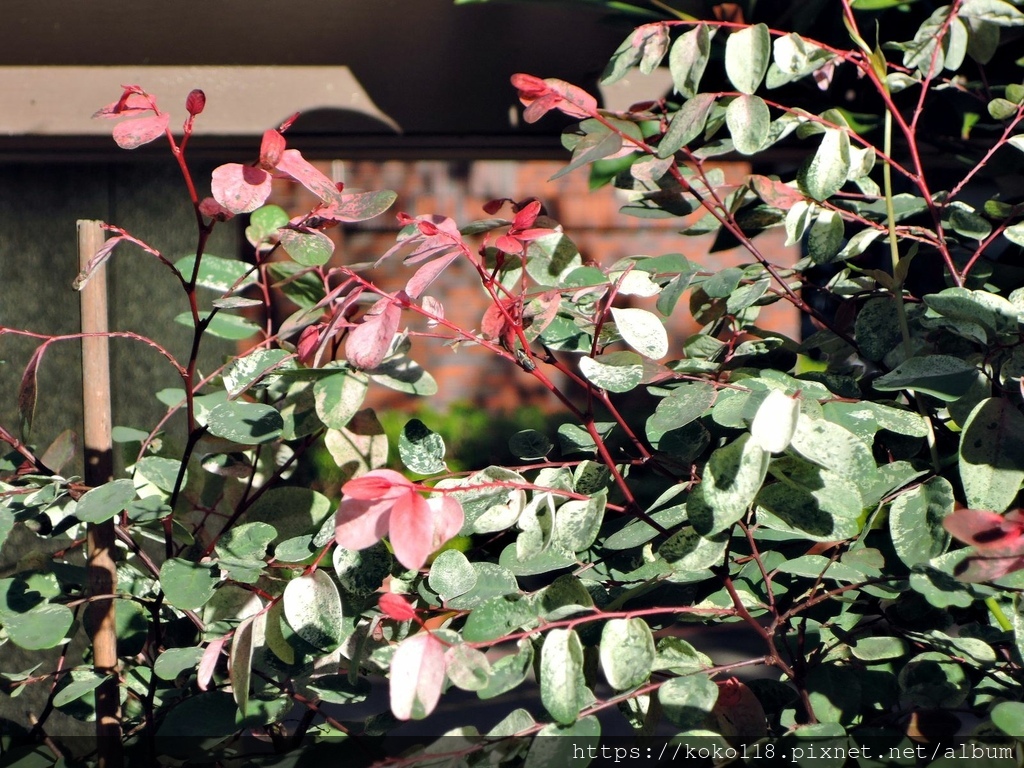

{"left": 78, "top": 220, "right": 122, "bottom": 766}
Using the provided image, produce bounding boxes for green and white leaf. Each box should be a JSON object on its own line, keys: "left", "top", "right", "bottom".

{"left": 798, "top": 129, "right": 851, "bottom": 201}
{"left": 610, "top": 307, "right": 668, "bottom": 359}
{"left": 873, "top": 355, "right": 977, "bottom": 402}
{"left": 600, "top": 618, "right": 655, "bottom": 691}
{"left": 283, "top": 570, "right": 345, "bottom": 653}
{"left": 540, "top": 628, "right": 588, "bottom": 725}
{"left": 658, "top": 674, "right": 719, "bottom": 728}
{"left": 579, "top": 352, "right": 644, "bottom": 393}
{"left": 659, "top": 94, "right": 716, "bottom": 158}
{"left": 670, "top": 24, "right": 712, "bottom": 98}
{"left": 725, "top": 95, "right": 770, "bottom": 155}
{"left": 725, "top": 23, "right": 770, "bottom": 94}
{"left": 313, "top": 370, "right": 368, "bottom": 430}
{"left": 959, "top": 398, "right": 1024, "bottom": 512}
{"left": 688, "top": 434, "right": 769, "bottom": 536}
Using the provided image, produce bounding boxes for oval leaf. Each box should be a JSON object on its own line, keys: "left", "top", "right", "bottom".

{"left": 725, "top": 24, "right": 770, "bottom": 94}
{"left": 599, "top": 618, "right": 655, "bottom": 691}
{"left": 610, "top": 307, "right": 668, "bottom": 359}
{"left": 726, "top": 94, "right": 770, "bottom": 155}
{"left": 390, "top": 631, "right": 447, "bottom": 720}
{"left": 206, "top": 401, "right": 284, "bottom": 445}
{"left": 959, "top": 398, "right": 1024, "bottom": 512}
{"left": 540, "top": 628, "right": 587, "bottom": 725}
{"left": 76, "top": 479, "right": 137, "bottom": 524}
{"left": 283, "top": 570, "right": 345, "bottom": 653}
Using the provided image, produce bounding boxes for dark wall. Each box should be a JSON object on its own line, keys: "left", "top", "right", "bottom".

{"left": 0, "top": 161, "right": 241, "bottom": 475}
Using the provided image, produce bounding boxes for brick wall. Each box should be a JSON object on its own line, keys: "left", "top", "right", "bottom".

{"left": 269, "top": 159, "right": 798, "bottom": 411}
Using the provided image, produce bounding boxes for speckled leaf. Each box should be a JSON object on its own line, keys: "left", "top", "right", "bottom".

{"left": 659, "top": 674, "right": 719, "bottom": 728}
{"left": 429, "top": 549, "right": 478, "bottom": 603}
{"left": 959, "top": 398, "right": 1024, "bottom": 512}
{"left": 725, "top": 24, "right": 770, "bottom": 94}
{"left": 798, "top": 129, "right": 850, "bottom": 201}
{"left": 553, "top": 491, "right": 606, "bottom": 552}
{"left": 399, "top": 418, "right": 447, "bottom": 475}
{"left": 726, "top": 95, "right": 770, "bottom": 155}
{"left": 688, "top": 435, "right": 769, "bottom": 536}
{"left": 669, "top": 24, "right": 712, "bottom": 98}
{"left": 610, "top": 307, "right": 668, "bottom": 359}
{"left": 807, "top": 210, "right": 845, "bottom": 264}
{"left": 890, "top": 477, "right": 953, "bottom": 567}
{"left": 283, "top": 570, "right": 344, "bottom": 653}
{"left": 600, "top": 618, "right": 655, "bottom": 691}
{"left": 579, "top": 352, "right": 644, "bottom": 393}
{"left": 540, "top": 628, "right": 587, "bottom": 725}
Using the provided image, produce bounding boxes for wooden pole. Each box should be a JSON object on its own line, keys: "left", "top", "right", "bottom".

{"left": 78, "top": 220, "right": 122, "bottom": 766}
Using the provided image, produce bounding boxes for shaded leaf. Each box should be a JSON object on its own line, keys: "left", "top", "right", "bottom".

{"left": 874, "top": 356, "right": 977, "bottom": 402}
{"left": 959, "top": 398, "right": 1024, "bottom": 512}
{"left": 669, "top": 24, "right": 712, "bottom": 98}
{"left": 659, "top": 674, "right": 719, "bottom": 728}
{"left": 76, "top": 479, "right": 137, "bottom": 524}
{"left": 798, "top": 129, "right": 850, "bottom": 201}
{"left": 283, "top": 570, "right": 345, "bottom": 653}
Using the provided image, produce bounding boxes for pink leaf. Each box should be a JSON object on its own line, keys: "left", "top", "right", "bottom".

{"left": 274, "top": 149, "right": 342, "bottom": 205}
{"left": 345, "top": 298, "right": 402, "bottom": 370}
{"left": 93, "top": 90, "right": 151, "bottom": 119}
{"left": 945, "top": 509, "right": 1024, "bottom": 582}
{"left": 379, "top": 592, "right": 418, "bottom": 622}
{"left": 955, "top": 554, "right": 1024, "bottom": 583}
{"left": 421, "top": 296, "right": 444, "bottom": 327}
{"left": 343, "top": 469, "right": 412, "bottom": 499}
{"left": 749, "top": 175, "right": 806, "bottom": 210}
{"left": 198, "top": 197, "right": 234, "bottom": 221}
{"left": 335, "top": 495, "right": 394, "bottom": 551}
{"left": 388, "top": 494, "right": 464, "bottom": 571}
{"left": 390, "top": 632, "right": 447, "bottom": 720}
{"left": 112, "top": 112, "right": 170, "bottom": 150}
{"left": 511, "top": 200, "right": 542, "bottom": 230}
{"left": 425, "top": 496, "right": 465, "bottom": 553}
{"left": 945, "top": 509, "right": 1024, "bottom": 557}
{"left": 198, "top": 636, "right": 228, "bottom": 691}
{"left": 73, "top": 235, "right": 124, "bottom": 291}
{"left": 297, "top": 325, "right": 321, "bottom": 366}
{"left": 211, "top": 163, "right": 272, "bottom": 214}
{"left": 260, "top": 129, "right": 286, "bottom": 169}
{"left": 405, "top": 250, "right": 461, "bottom": 299}
{"left": 481, "top": 299, "right": 516, "bottom": 341}
{"left": 388, "top": 492, "right": 439, "bottom": 570}
{"left": 511, "top": 74, "right": 597, "bottom": 123}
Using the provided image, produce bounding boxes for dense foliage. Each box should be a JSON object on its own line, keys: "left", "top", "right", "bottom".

{"left": 5, "top": 0, "right": 1024, "bottom": 765}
